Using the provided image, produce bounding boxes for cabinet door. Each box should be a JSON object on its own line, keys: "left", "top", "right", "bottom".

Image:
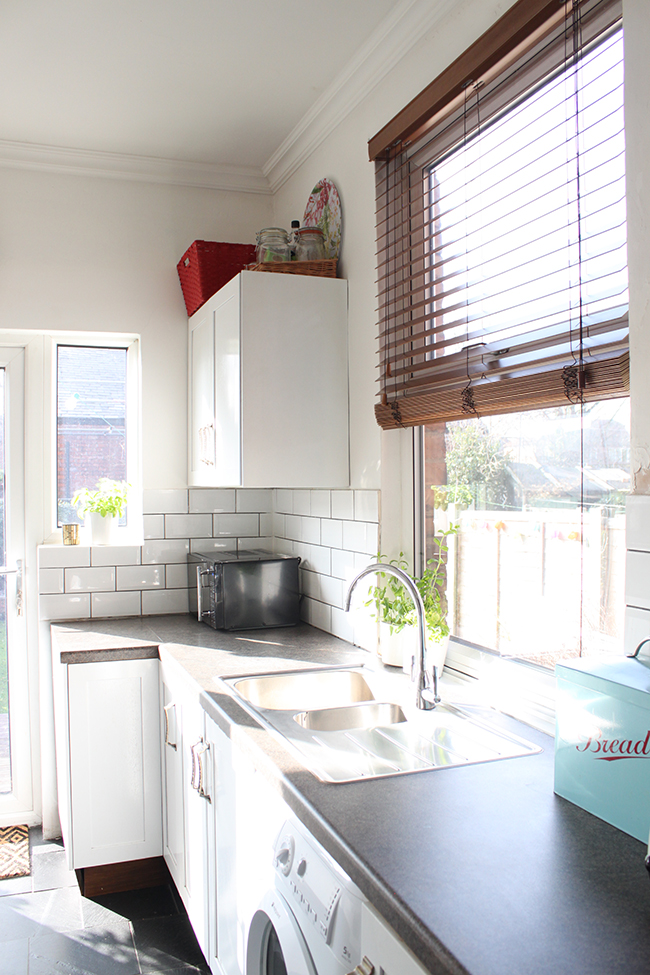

{"left": 206, "top": 715, "right": 237, "bottom": 975}
{"left": 213, "top": 279, "right": 241, "bottom": 486}
{"left": 67, "top": 658, "right": 162, "bottom": 869}
{"left": 188, "top": 306, "right": 216, "bottom": 485}
{"left": 359, "top": 902, "right": 429, "bottom": 975}
{"left": 161, "top": 674, "right": 185, "bottom": 890}
{"left": 181, "top": 699, "right": 212, "bottom": 960}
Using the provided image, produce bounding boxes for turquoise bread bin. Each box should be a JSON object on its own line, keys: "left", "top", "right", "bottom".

{"left": 555, "top": 651, "right": 650, "bottom": 842}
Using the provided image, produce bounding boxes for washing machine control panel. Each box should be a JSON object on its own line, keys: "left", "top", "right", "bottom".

{"left": 273, "top": 820, "right": 365, "bottom": 968}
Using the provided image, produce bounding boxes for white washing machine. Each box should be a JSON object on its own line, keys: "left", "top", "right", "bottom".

{"left": 245, "top": 815, "right": 368, "bottom": 975}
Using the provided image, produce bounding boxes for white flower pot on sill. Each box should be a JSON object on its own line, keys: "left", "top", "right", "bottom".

{"left": 87, "top": 511, "right": 118, "bottom": 546}
{"left": 379, "top": 623, "right": 450, "bottom": 676}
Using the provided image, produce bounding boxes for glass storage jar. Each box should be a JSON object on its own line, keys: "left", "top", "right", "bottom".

{"left": 256, "top": 228, "right": 291, "bottom": 263}
{"left": 294, "top": 226, "right": 326, "bottom": 261}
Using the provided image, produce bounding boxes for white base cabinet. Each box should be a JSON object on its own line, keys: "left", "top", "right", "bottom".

{"left": 57, "top": 657, "right": 162, "bottom": 870}
{"left": 188, "top": 270, "right": 349, "bottom": 488}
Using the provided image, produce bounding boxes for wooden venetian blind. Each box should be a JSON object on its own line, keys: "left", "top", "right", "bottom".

{"left": 372, "top": 0, "right": 627, "bottom": 430}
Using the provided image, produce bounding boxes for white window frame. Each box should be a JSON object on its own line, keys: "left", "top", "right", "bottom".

{"left": 43, "top": 332, "right": 143, "bottom": 545}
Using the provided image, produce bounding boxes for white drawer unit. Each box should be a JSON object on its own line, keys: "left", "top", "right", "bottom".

{"left": 188, "top": 270, "right": 349, "bottom": 488}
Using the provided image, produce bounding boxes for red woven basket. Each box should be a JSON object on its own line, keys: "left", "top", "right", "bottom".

{"left": 177, "top": 240, "right": 256, "bottom": 316}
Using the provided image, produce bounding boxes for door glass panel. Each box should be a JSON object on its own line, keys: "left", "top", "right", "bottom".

{"left": 0, "top": 369, "right": 10, "bottom": 794}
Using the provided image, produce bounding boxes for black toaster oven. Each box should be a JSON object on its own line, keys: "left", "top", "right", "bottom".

{"left": 188, "top": 550, "right": 301, "bottom": 630}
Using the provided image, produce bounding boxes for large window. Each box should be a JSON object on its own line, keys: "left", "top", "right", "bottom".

{"left": 371, "top": 0, "right": 628, "bottom": 671}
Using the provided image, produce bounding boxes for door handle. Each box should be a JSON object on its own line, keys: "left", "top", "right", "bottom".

{"left": 196, "top": 564, "right": 211, "bottom": 623}
{"left": 190, "top": 739, "right": 211, "bottom": 802}
{"left": 163, "top": 703, "right": 177, "bottom": 750}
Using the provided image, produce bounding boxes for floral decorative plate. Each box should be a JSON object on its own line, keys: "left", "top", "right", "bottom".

{"left": 303, "top": 178, "right": 342, "bottom": 259}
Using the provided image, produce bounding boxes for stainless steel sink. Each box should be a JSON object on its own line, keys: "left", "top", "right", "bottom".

{"left": 220, "top": 666, "right": 542, "bottom": 783}
{"left": 295, "top": 701, "right": 406, "bottom": 732}
{"left": 231, "top": 669, "right": 375, "bottom": 711}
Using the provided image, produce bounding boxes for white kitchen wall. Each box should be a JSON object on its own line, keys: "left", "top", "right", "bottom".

{"left": 0, "top": 167, "right": 271, "bottom": 490}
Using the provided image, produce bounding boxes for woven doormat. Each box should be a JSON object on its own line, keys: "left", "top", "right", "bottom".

{"left": 0, "top": 825, "right": 29, "bottom": 879}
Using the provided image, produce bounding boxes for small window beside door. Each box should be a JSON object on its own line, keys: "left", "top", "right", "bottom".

{"left": 56, "top": 345, "right": 128, "bottom": 527}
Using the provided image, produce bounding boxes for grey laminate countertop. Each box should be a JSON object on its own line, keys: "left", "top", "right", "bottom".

{"left": 51, "top": 615, "right": 650, "bottom": 975}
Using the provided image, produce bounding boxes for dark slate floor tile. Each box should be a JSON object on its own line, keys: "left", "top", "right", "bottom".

{"left": 0, "top": 874, "right": 32, "bottom": 897}
{"left": 132, "top": 915, "right": 209, "bottom": 974}
{"left": 31, "top": 848, "right": 78, "bottom": 892}
{"left": 29, "top": 920, "right": 139, "bottom": 975}
{"left": 0, "top": 886, "right": 84, "bottom": 941}
{"left": 0, "top": 936, "right": 28, "bottom": 974}
{"left": 87, "top": 884, "right": 182, "bottom": 922}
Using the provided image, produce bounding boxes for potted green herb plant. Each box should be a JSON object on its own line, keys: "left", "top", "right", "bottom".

{"left": 365, "top": 525, "right": 458, "bottom": 669}
{"left": 72, "top": 479, "right": 129, "bottom": 545}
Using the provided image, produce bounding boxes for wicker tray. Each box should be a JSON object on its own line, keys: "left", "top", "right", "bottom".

{"left": 248, "top": 260, "right": 337, "bottom": 278}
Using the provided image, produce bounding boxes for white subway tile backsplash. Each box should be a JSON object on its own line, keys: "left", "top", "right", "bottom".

{"left": 144, "top": 489, "right": 188, "bottom": 514}
{"left": 354, "top": 491, "right": 379, "bottom": 523}
{"left": 238, "top": 537, "right": 274, "bottom": 553}
{"left": 165, "top": 564, "right": 190, "bottom": 589}
{"left": 284, "top": 515, "right": 301, "bottom": 541}
{"left": 304, "top": 597, "right": 332, "bottom": 633}
{"left": 626, "top": 496, "right": 650, "bottom": 552}
{"left": 331, "top": 490, "right": 354, "bottom": 521}
{"left": 190, "top": 537, "right": 238, "bottom": 554}
{"left": 330, "top": 548, "right": 355, "bottom": 581}
{"left": 308, "top": 545, "right": 331, "bottom": 576}
{"left": 38, "top": 546, "right": 90, "bottom": 569}
{"left": 117, "top": 565, "right": 164, "bottom": 591}
{"left": 321, "top": 519, "right": 343, "bottom": 549}
{"left": 236, "top": 489, "right": 272, "bottom": 513}
{"left": 292, "top": 491, "right": 311, "bottom": 516}
{"left": 38, "top": 486, "right": 381, "bottom": 645}
{"left": 92, "top": 591, "right": 142, "bottom": 618}
{"left": 319, "top": 575, "right": 344, "bottom": 609}
{"left": 189, "top": 489, "right": 236, "bottom": 513}
{"left": 91, "top": 545, "right": 141, "bottom": 567}
{"left": 310, "top": 491, "right": 331, "bottom": 518}
{"left": 624, "top": 606, "right": 650, "bottom": 656}
{"left": 143, "top": 515, "right": 165, "bottom": 539}
{"left": 275, "top": 489, "right": 292, "bottom": 514}
{"left": 626, "top": 550, "right": 650, "bottom": 610}
{"left": 142, "top": 539, "right": 190, "bottom": 564}
{"left": 213, "top": 513, "right": 259, "bottom": 537}
{"left": 39, "top": 568, "right": 64, "bottom": 595}
{"left": 65, "top": 566, "right": 115, "bottom": 593}
{"left": 142, "top": 588, "right": 189, "bottom": 615}
{"left": 39, "top": 593, "right": 90, "bottom": 621}
{"left": 166, "top": 514, "right": 213, "bottom": 538}
{"left": 301, "top": 517, "right": 321, "bottom": 545}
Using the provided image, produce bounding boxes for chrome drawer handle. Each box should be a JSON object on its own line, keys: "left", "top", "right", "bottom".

{"left": 346, "top": 958, "right": 374, "bottom": 975}
{"left": 191, "top": 739, "right": 211, "bottom": 803}
{"left": 163, "top": 703, "right": 177, "bottom": 750}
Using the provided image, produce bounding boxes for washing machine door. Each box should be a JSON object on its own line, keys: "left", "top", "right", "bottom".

{"left": 246, "top": 889, "right": 317, "bottom": 975}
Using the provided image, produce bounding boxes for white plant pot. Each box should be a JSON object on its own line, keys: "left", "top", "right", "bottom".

{"left": 379, "top": 623, "right": 412, "bottom": 669}
{"left": 87, "top": 511, "right": 118, "bottom": 545}
{"left": 429, "top": 634, "right": 450, "bottom": 676}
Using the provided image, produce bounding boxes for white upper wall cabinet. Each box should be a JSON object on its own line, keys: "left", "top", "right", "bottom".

{"left": 188, "top": 271, "right": 349, "bottom": 488}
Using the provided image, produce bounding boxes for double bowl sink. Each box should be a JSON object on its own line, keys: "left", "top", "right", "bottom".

{"left": 219, "top": 666, "right": 542, "bottom": 783}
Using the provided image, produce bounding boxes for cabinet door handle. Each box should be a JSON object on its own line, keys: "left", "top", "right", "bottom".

{"left": 191, "top": 739, "right": 211, "bottom": 802}
{"left": 163, "top": 704, "right": 177, "bottom": 750}
{"left": 346, "top": 959, "right": 374, "bottom": 975}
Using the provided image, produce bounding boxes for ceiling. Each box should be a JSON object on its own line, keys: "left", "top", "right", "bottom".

{"left": 0, "top": 0, "right": 402, "bottom": 172}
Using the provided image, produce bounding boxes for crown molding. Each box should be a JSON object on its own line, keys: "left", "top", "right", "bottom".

{"left": 0, "top": 139, "right": 272, "bottom": 194}
{"left": 263, "top": 0, "right": 460, "bottom": 192}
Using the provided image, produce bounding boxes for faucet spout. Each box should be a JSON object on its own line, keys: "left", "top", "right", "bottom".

{"left": 344, "top": 562, "right": 439, "bottom": 710}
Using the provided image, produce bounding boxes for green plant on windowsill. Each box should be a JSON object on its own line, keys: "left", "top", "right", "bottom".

{"left": 364, "top": 525, "right": 458, "bottom": 644}
{"left": 72, "top": 478, "right": 129, "bottom": 519}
